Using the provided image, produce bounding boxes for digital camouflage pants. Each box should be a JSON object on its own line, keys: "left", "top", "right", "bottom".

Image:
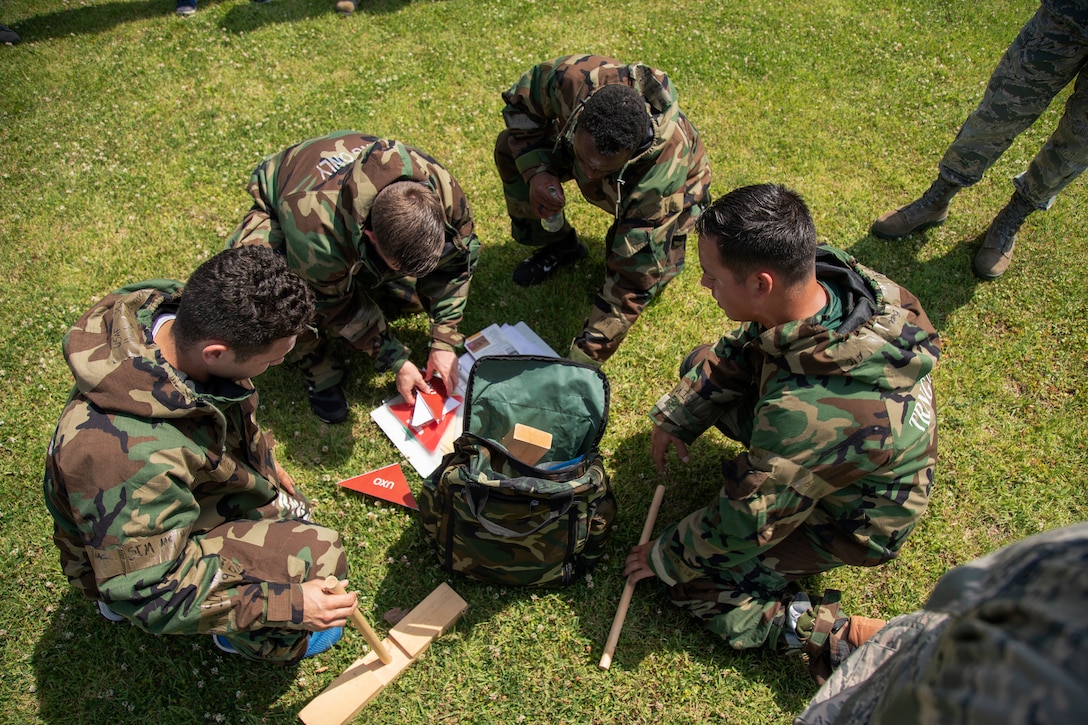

{"left": 795, "top": 522, "right": 1088, "bottom": 725}
{"left": 939, "top": 4, "right": 1088, "bottom": 209}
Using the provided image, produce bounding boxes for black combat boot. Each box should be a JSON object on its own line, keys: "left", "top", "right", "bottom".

{"left": 512, "top": 231, "right": 588, "bottom": 286}
{"left": 871, "top": 176, "right": 962, "bottom": 239}
{"left": 308, "top": 385, "right": 349, "bottom": 424}
{"left": 973, "top": 191, "right": 1035, "bottom": 280}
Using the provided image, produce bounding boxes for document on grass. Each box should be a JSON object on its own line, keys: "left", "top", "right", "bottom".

{"left": 455, "top": 322, "right": 558, "bottom": 395}
{"left": 371, "top": 321, "right": 559, "bottom": 476}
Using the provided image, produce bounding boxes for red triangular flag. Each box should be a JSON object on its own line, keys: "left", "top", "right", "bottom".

{"left": 337, "top": 463, "right": 418, "bottom": 510}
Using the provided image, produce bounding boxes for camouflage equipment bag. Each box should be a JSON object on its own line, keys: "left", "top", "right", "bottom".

{"left": 419, "top": 355, "right": 616, "bottom": 587}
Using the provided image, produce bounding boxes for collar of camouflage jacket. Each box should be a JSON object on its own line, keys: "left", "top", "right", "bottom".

{"left": 63, "top": 285, "right": 256, "bottom": 422}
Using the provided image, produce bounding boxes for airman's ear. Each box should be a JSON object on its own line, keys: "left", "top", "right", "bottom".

{"left": 750, "top": 270, "right": 774, "bottom": 298}
{"left": 200, "top": 342, "right": 230, "bottom": 365}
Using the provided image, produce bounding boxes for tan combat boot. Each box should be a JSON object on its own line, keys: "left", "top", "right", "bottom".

{"left": 844, "top": 615, "right": 887, "bottom": 649}
{"left": 871, "top": 176, "right": 961, "bottom": 239}
{"left": 973, "top": 191, "right": 1035, "bottom": 280}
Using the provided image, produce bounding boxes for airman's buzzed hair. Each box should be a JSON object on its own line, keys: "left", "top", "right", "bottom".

{"left": 370, "top": 181, "right": 445, "bottom": 277}
{"left": 173, "top": 246, "right": 315, "bottom": 362}
{"left": 581, "top": 84, "right": 649, "bottom": 156}
{"left": 695, "top": 184, "right": 818, "bottom": 285}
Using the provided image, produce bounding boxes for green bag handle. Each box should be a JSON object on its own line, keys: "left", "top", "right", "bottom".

{"left": 462, "top": 478, "right": 575, "bottom": 539}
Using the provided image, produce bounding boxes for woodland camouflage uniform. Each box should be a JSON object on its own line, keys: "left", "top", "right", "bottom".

{"left": 647, "top": 246, "right": 940, "bottom": 664}
{"left": 228, "top": 131, "right": 480, "bottom": 392}
{"left": 43, "top": 282, "right": 346, "bottom": 662}
{"left": 495, "top": 54, "right": 712, "bottom": 363}
{"left": 797, "top": 522, "right": 1088, "bottom": 725}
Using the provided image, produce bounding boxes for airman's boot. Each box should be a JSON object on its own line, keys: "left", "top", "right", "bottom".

{"left": 973, "top": 191, "right": 1035, "bottom": 280}
{"left": 844, "top": 615, "right": 886, "bottom": 648}
{"left": 871, "top": 176, "right": 962, "bottom": 239}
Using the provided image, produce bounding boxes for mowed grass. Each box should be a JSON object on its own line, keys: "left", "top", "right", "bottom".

{"left": 1, "top": 0, "right": 1085, "bottom": 723}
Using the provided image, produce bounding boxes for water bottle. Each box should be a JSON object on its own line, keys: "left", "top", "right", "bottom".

{"left": 541, "top": 185, "right": 565, "bottom": 232}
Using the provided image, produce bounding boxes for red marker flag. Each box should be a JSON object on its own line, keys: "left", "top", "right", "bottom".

{"left": 337, "top": 463, "right": 418, "bottom": 510}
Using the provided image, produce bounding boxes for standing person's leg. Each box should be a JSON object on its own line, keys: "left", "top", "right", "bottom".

{"left": 290, "top": 328, "right": 349, "bottom": 424}
{"left": 494, "top": 130, "right": 587, "bottom": 286}
{"left": 975, "top": 63, "right": 1088, "bottom": 277}
{"left": 1016, "top": 67, "right": 1088, "bottom": 207}
{"left": 940, "top": 6, "right": 1084, "bottom": 186}
{"left": 295, "top": 287, "right": 399, "bottom": 425}
{"left": 572, "top": 221, "right": 687, "bottom": 364}
{"left": 872, "top": 6, "right": 1082, "bottom": 239}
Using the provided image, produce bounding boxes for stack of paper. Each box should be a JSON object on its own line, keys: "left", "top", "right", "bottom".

{"left": 454, "top": 321, "right": 558, "bottom": 394}
{"left": 370, "top": 322, "right": 559, "bottom": 477}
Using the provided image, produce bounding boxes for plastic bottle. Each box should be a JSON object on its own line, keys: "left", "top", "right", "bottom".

{"left": 541, "top": 185, "right": 565, "bottom": 232}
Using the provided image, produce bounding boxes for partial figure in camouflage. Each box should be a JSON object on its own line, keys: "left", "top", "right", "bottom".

{"left": 871, "top": 0, "right": 1088, "bottom": 279}
{"left": 494, "top": 54, "right": 712, "bottom": 364}
{"left": 624, "top": 185, "right": 941, "bottom": 682}
{"left": 43, "top": 247, "right": 357, "bottom": 663}
{"left": 797, "top": 522, "right": 1088, "bottom": 724}
{"left": 228, "top": 131, "right": 481, "bottom": 423}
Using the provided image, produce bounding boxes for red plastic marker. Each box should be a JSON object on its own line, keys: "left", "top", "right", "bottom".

{"left": 337, "top": 463, "right": 418, "bottom": 509}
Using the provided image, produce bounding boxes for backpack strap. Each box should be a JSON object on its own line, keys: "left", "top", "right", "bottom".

{"left": 799, "top": 589, "right": 852, "bottom": 685}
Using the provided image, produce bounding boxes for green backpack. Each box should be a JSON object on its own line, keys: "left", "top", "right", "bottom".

{"left": 418, "top": 355, "right": 616, "bottom": 587}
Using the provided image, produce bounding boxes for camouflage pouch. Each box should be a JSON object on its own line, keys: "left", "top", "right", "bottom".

{"left": 419, "top": 356, "right": 616, "bottom": 587}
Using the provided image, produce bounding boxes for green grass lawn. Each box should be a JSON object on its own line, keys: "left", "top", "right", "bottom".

{"left": 1, "top": 0, "right": 1085, "bottom": 722}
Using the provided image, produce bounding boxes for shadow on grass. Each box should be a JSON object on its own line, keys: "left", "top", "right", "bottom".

{"left": 584, "top": 428, "right": 816, "bottom": 708}
{"left": 32, "top": 590, "right": 300, "bottom": 723}
{"left": 217, "top": 0, "right": 411, "bottom": 34}
{"left": 9, "top": 0, "right": 412, "bottom": 44}
{"left": 457, "top": 229, "right": 606, "bottom": 358}
{"left": 12, "top": 0, "right": 232, "bottom": 42}
{"left": 846, "top": 231, "right": 981, "bottom": 332}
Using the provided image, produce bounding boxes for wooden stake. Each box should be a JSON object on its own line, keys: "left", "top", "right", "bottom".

{"left": 598, "top": 484, "right": 666, "bottom": 670}
{"left": 324, "top": 575, "right": 393, "bottom": 664}
{"left": 299, "top": 582, "right": 468, "bottom": 725}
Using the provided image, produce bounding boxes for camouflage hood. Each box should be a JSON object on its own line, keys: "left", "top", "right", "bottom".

{"left": 555, "top": 60, "right": 685, "bottom": 172}
{"left": 751, "top": 246, "right": 940, "bottom": 393}
{"left": 500, "top": 55, "right": 705, "bottom": 203}
{"left": 62, "top": 282, "right": 255, "bottom": 423}
{"left": 45, "top": 284, "right": 326, "bottom": 638}
{"left": 333, "top": 136, "right": 474, "bottom": 290}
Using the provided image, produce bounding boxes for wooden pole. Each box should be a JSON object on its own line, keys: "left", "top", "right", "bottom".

{"left": 324, "top": 575, "right": 393, "bottom": 664}
{"left": 598, "top": 484, "right": 666, "bottom": 670}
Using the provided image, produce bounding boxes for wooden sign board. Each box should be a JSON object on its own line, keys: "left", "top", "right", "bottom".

{"left": 298, "top": 583, "right": 468, "bottom": 725}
